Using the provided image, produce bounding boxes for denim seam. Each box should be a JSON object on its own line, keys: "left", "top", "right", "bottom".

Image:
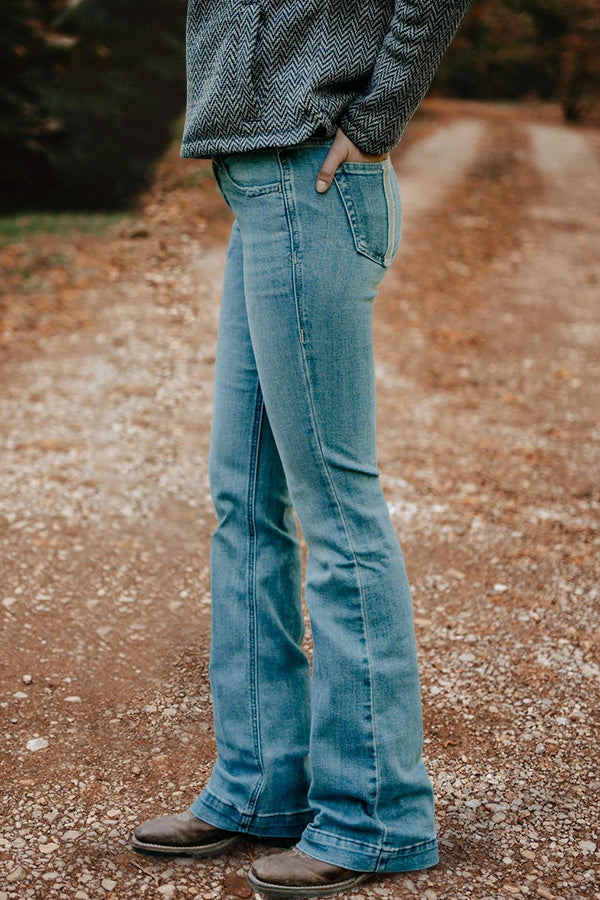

{"left": 332, "top": 173, "right": 387, "bottom": 268}
{"left": 277, "top": 153, "right": 385, "bottom": 850}
{"left": 202, "top": 789, "right": 312, "bottom": 821}
{"left": 301, "top": 825, "right": 438, "bottom": 857}
{"left": 382, "top": 159, "right": 395, "bottom": 268}
{"left": 276, "top": 152, "right": 306, "bottom": 342}
{"left": 241, "top": 383, "right": 266, "bottom": 826}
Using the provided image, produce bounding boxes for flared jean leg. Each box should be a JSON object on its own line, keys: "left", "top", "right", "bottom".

{"left": 202, "top": 140, "right": 439, "bottom": 872}
{"left": 190, "top": 219, "right": 313, "bottom": 839}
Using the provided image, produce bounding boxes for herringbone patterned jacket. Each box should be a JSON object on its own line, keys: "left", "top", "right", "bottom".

{"left": 181, "top": 0, "right": 471, "bottom": 159}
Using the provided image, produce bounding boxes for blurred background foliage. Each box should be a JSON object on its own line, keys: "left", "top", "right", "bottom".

{"left": 1, "top": 0, "right": 187, "bottom": 212}
{"left": 433, "top": 0, "right": 600, "bottom": 120}
{"left": 1, "top": 0, "right": 599, "bottom": 213}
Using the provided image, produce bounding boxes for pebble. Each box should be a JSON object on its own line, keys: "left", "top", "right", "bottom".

{"left": 26, "top": 737, "right": 48, "bottom": 752}
{"left": 64, "top": 696, "right": 82, "bottom": 703}
{"left": 578, "top": 840, "right": 596, "bottom": 853}
{"left": 22, "top": 674, "right": 33, "bottom": 684}
{"left": 2, "top": 597, "right": 17, "bottom": 609}
{"left": 536, "top": 889, "right": 555, "bottom": 900}
{"left": 40, "top": 842, "right": 60, "bottom": 852}
{"left": 158, "top": 886, "right": 176, "bottom": 899}
{"left": 7, "top": 867, "right": 24, "bottom": 882}
{"left": 13, "top": 691, "right": 28, "bottom": 699}
{"left": 493, "top": 583, "right": 508, "bottom": 593}
{"left": 101, "top": 878, "right": 117, "bottom": 892}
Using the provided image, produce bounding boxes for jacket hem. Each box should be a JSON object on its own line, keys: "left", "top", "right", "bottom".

{"left": 180, "top": 111, "right": 332, "bottom": 159}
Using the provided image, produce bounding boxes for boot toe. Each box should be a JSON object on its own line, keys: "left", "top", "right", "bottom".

{"left": 131, "top": 809, "right": 239, "bottom": 857}
{"left": 248, "top": 847, "right": 371, "bottom": 897}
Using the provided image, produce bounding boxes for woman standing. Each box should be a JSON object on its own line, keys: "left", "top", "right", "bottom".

{"left": 132, "top": 2, "right": 471, "bottom": 896}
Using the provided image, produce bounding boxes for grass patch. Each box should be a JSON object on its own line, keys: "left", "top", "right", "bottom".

{"left": 0, "top": 210, "right": 131, "bottom": 247}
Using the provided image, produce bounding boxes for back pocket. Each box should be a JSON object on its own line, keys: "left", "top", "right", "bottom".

{"left": 333, "top": 159, "right": 400, "bottom": 267}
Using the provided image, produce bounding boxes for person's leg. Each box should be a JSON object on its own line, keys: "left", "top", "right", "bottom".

{"left": 190, "top": 218, "right": 313, "bottom": 840}
{"left": 213, "top": 142, "right": 438, "bottom": 874}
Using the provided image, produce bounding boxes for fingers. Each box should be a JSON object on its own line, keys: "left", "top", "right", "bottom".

{"left": 315, "top": 130, "right": 350, "bottom": 193}
{"left": 315, "top": 128, "right": 390, "bottom": 192}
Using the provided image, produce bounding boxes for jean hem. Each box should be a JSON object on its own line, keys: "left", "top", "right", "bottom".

{"left": 296, "top": 829, "right": 439, "bottom": 874}
{"left": 190, "top": 790, "right": 312, "bottom": 838}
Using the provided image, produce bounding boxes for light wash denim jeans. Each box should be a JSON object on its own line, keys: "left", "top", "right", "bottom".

{"left": 189, "top": 138, "right": 439, "bottom": 873}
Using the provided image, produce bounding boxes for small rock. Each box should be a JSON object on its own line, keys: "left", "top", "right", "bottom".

{"left": 13, "top": 691, "right": 28, "bottom": 699}
{"left": 65, "top": 696, "right": 82, "bottom": 703}
{"left": 27, "top": 737, "right": 48, "bottom": 752}
{"left": 101, "top": 878, "right": 117, "bottom": 892}
{"left": 224, "top": 872, "right": 252, "bottom": 898}
{"left": 578, "top": 840, "right": 596, "bottom": 853}
{"left": 493, "top": 583, "right": 508, "bottom": 593}
{"left": 40, "top": 842, "right": 60, "bottom": 852}
{"left": 7, "top": 866, "right": 24, "bottom": 882}
{"left": 106, "top": 809, "right": 120, "bottom": 819}
{"left": 158, "top": 885, "right": 176, "bottom": 899}
{"left": 2, "top": 597, "right": 17, "bottom": 609}
{"left": 127, "top": 222, "right": 150, "bottom": 239}
{"left": 161, "top": 707, "right": 177, "bottom": 718}
{"left": 75, "top": 892, "right": 89, "bottom": 900}
{"left": 536, "top": 889, "right": 555, "bottom": 900}
{"left": 62, "top": 830, "right": 81, "bottom": 840}
{"left": 22, "top": 674, "right": 33, "bottom": 684}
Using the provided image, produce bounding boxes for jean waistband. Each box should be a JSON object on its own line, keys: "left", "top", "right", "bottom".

{"left": 212, "top": 136, "right": 334, "bottom": 166}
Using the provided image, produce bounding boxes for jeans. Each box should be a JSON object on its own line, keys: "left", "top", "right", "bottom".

{"left": 189, "top": 138, "right": 439, "bottom": 873}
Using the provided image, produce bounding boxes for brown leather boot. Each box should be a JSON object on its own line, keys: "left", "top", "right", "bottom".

{"left": 247, "top": 847, "right": 371, "bottom": 898}
{"left": 131, "top": 810, "right": 240, "bottom": 857}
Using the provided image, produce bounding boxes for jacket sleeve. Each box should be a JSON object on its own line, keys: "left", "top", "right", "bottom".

{"left": 338, "top": 0, "right": 471, "bottom": 155}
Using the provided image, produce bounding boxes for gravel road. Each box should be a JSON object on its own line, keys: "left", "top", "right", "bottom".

{"left": 1, "top": 100, "right": 598, "bottom": 900}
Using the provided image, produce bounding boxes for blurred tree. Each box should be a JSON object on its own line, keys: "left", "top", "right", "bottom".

{"left": 45, "top": 0, "right": 187, "bottom": 209}
{"left": 433, "top": 0, "right": 567, "bottom": 101}
{"left": 1, "top": 0, "right": 186, "bottom": 212}
{"left": 433, "top": 0, "right": 600, "bottom": 120}
{"left": 0, "top": 0, "right": 73, "bottom": 210}
{"left": 560, "top": 0, "right": 600, "bottom": 121}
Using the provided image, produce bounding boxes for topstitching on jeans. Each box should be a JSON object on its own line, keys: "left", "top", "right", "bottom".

{"left": 381, "top": 160, "right": 396, "bottom": 266}
{"left": 332, "top": 167, "right": 391, "bottom": 267}
{"left": 275, "top": 148, "right": 387, "bottom": 851}
{"left": 241, "top": 380, "right": 267, "bottom": 826}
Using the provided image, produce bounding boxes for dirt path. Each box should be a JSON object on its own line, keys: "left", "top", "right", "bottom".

{"left": 1, "top": 102, "right": 598, "bottom": 900}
